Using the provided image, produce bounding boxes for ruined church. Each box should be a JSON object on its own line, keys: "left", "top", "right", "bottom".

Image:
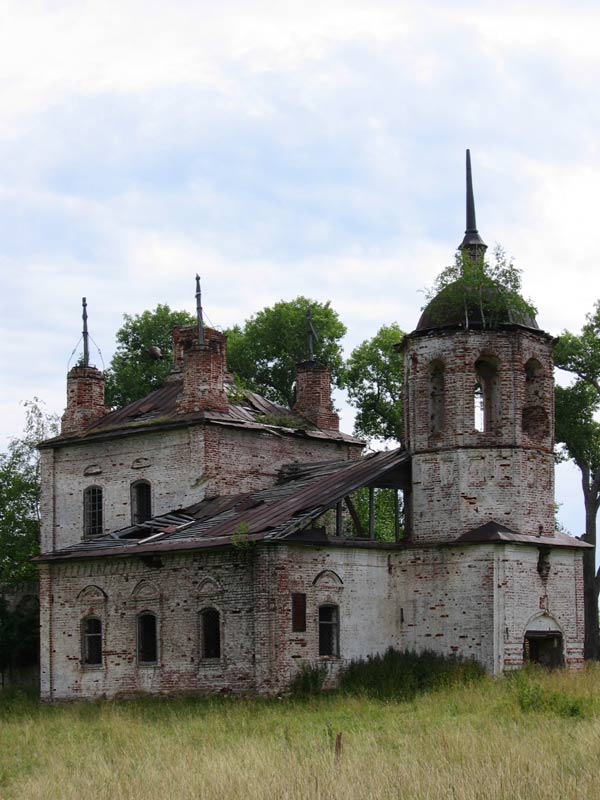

{"left": 36, "top": 154, "right": 587, "bottom": 700}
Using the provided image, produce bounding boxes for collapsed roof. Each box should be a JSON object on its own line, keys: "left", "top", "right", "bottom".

{"left": 35, "top": 447, "right": 587, "bottom": 564}
{"left": 35, "top": 449, "right": 411, "bottom": 562}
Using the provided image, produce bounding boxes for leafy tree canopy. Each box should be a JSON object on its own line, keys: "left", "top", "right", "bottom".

{"left": 105, "top": 305, "right": 195, "bottom": 409}
{"left": 225, "top": 297, "right": 346, "bottom": 408}
{"left": 345, "top": 323, "right": 404, "bottom": 443}
{"left": 424, "top": 246, "right": 537, "bottom": 330}
{"left": 0, "top": 400, "right": 59, "bottom": 587}
{"left": 553, "top": 300, "right": 600, "bottom": 659}
{"left": 554, "top": 306, "right": 600, "bottom": 396}
{"left": 555, "top": 382, "right": 600, "bottom": 475}
{"left": 554, "top": 303, "right": 600, "bottom": 477}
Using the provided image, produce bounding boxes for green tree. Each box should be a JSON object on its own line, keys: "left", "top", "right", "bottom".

{"left": 345, "top": 324, "right": 404, "bottom": 443}
{"left": 425, "top": 246, "right": 537, "bottom": 329}
{"left": 0, "top": 399, "right": 58, "bottom": 681}
{"left": 0, "top": 595, "right": 39, "bottom": 676}
{"left": 225, "top": 297, "right": 346, "bottom": 407}
{"left": 105, "top": 305, "right": 195, "bottom": 408}
{"left": 554, "top": 302, "right": 600, "bottom": 660}
{"left": 349, "top": 486, "right": 403, "bottom": 541}
{"left": 0, "top": 399, "right": 59, "bottom": 587}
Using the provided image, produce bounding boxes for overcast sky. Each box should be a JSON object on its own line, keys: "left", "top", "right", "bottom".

{"left": 1, "top": 0, "right": 599, "bottom": 534}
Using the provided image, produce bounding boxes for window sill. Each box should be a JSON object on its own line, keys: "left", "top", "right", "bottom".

{"left": 137, "top": 662, "right": 160, "bottom": 668}
{"left": 198, "top": 659, "right": 225, "bottom": 669}
{"left": 81, "top": 663, "right": 104, "bottom": 671}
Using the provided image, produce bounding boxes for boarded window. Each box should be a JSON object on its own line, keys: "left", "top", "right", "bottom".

{"left": 131, "top": 480, "right": 152, "bottom": 524}
{"left": 292, "top": 593, "right": 307, "bottom": 632}
{"left": 83, "top": 486, "right": 103, "bottom": 538}
{"left": 137, "top": 613, "right": 158, "bottom": 664}
{"left": 82, "top": 617, "right": 102, "bottom": 665}
{"left": 525, "top": 358, "right": 543, "bottom": 403}
{"left": 200, "top": 608, "right": 221, "bottom": 659}
{"left": 429, "top": 361, "right": 445, "bottom": 435}
{"left": 522, "top": 405, "right": 549, "bottom": 438}
{"left": 522, "top": 359, "right": 548, "bottom": 438}
{"left": 318, "top": 605, "right": 339, "bottom": 657}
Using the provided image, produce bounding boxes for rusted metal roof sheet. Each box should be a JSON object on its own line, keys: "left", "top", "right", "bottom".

{"left": 40, "top": 380, "right": 361, "bottom": 448}
{"left": 456, "top": 522, "right": 591, "bottom": 549}
{"left": 35, "top": 449, "right": 411, "bottom": 563}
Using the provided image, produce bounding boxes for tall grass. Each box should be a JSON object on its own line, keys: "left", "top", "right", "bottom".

{"left": 1, "top": 665, "right": 600, "bottom": 799}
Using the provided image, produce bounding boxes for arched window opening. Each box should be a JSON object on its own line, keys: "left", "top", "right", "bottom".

{"left": 82, "top": 616, "right": 102, "bottom": 665}
{"left": 429, "top": 361, "right": 445, "bottom": 435}
{"left": 200, "top": 608, "right": 221, "bottom": 659}
{"left": 83, "top": 486, "right": 103, "bottom": 538}
{"left": 318, "top": 605, "right": 340, "bottom": 657}
{"left": 131, "top": 480, "right": 152, "bottom": 525}
{"left": 137, "top": 613, "right": 158, "bottom": 664}
{"left": 474, "top": 357, "right": 499, "bottom": 433}
{"left": 473, "top": 382, "right": 484, "bottom": 432}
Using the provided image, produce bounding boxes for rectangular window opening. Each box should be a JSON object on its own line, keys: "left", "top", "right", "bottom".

{"left": 318, "top": 605, "right": 339, "bottom": 657}
{"left": 137, "top": 613, "right": 158, "bottom": 664}
{"left": 292, "top": 593, "right": 306, "bottom": 632}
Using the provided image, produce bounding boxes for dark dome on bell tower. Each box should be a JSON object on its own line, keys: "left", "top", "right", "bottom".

{"left": 415, "top": 150, "right": 538, "bottom": 333}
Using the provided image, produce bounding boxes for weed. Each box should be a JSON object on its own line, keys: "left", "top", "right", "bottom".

{"left": 513, "top": 668, "right": 586, "bottom": 718}
{"left": 339, "top": 648, "right": 485, "bottom": 700}
{"left": 288, "top": 662, "right": 328, "bottom": 696}
{"left": 231, "top": 523, "right": 254, "bottom": 552}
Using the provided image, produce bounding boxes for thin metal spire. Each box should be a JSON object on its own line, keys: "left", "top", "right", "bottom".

{"left": 82, "top": 297, "right": 89, "bottom": 367}
{"left": 459, "top": 149, "right": 487, "bottom": 254}
{"left": 195, "top": 274, "right": 205, "bottom": 345}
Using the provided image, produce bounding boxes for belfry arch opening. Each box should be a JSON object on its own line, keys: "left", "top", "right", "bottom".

{"left": 474, "top": 356, "right": 499, "bottom": 433}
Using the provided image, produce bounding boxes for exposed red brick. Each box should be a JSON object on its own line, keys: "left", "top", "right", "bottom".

{"left": 293, "top": 362, "right": 339, "bottom": 431}
{"left": 61, "top": 366, "right": 107, "bottom": 435}
{"left": 173, "top": 326, "right": 229, "bottom": 414}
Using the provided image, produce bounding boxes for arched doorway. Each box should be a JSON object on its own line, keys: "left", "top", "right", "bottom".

{"left": 523, "top": 614, "right": 564, "bottom": 667}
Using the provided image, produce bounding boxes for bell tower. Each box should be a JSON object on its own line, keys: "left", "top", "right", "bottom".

{"left": 402, "top": 151, "right": 556, "bottom": 544}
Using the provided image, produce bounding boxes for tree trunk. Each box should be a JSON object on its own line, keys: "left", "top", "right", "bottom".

{"left": 582, "top": 475, "right": 599, "bottom": 660}
{"left": 583, "top": 549, "right": 599, "bottom": 659}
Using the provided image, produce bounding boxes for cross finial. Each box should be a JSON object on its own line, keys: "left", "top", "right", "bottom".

{"left": 82, "top": 297, "right": 89, "bottom": 367}
{"left": 195, "top": 274, "right": 205, "bottom": 345}
{"left": 306, "top": 308, "right": 319, "bottom": 362}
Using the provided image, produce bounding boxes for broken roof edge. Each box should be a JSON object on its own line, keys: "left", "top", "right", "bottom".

{"left": 32, "top": 533, "right": 409, "bottom": 565}
{"left": 39, "top": 412, "right": 364, "bottom": 450}
{"left": 400, "top": 322, "right": 555, "bottom": 346}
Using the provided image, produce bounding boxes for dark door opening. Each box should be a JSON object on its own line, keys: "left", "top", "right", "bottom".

{"left": 523, "top": 632, "right": 564, "bottom": 668}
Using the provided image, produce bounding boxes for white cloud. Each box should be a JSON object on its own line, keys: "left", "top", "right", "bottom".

{"left": 1, "top": 0, "right": 599, "bottom": 536}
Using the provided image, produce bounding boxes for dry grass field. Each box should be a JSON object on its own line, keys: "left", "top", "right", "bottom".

{"left": 1, "top": 664, "right": 600, "bottom": 800}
